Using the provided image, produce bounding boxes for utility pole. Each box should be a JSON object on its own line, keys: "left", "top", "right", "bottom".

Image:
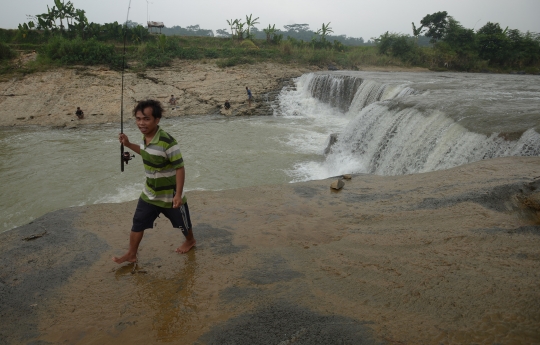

{"left": 146, "top": 0, "right": 152, "bottom": 24}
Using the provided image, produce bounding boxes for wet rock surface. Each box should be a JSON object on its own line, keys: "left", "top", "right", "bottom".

{"left": 0, "top": 157, "right": 539, "bottom": 344}
{"left": 197, "top": 302, "right": 381, "bottom": 345}
{"left": 0, "top": 208, "right": 108, "bottom": 344}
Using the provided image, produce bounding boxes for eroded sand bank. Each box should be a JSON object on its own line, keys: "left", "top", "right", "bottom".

{"left": 1, "top": 156, "right": 539, "bottom": 344}
{"left": 0, "top": 61, "right": 314, "bottom": 127}
{"left": 0, "top": 61, "right": 430, "bottom": 128}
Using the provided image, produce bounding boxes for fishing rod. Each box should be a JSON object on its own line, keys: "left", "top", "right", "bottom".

{"left": 120, "top": 0, "right": 133, "bottom": 172}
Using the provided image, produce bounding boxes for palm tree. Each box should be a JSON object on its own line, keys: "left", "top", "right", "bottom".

{"left": 245, "top": 14, "right": 260, "bottom": 39}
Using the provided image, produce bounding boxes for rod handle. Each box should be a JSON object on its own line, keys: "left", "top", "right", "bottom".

{"left": 121, "top": 143, "right": 124, "bottom": 172}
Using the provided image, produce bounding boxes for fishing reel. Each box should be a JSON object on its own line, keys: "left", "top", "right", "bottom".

{"left": 122, "top": 151, "right": 135, "bottom": 164}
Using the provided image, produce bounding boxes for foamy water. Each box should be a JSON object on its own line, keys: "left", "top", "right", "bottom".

{"left": 276, "top": 72, "right": 540, "bottom": 180}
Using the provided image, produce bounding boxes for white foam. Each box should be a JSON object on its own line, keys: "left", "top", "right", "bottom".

{"left": 277, "top": 73, "right": 540, "bottom": 178}
{"left": 93, "top": 183, "right": 144, "bottom": 204}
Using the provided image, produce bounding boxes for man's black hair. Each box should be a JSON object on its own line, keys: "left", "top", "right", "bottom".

{"left": 133, "top": 99, "right": 164, "bottom": 119}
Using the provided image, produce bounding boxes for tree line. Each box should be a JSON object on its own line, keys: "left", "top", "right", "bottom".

{"left": 376, "top": 11, "right": 540, "bottom": 71}
{"left": 2, "top": 2, "right": 539, "bottom": 74}
{"left": 15, "top": 0, "right": 151, "bottom": 43}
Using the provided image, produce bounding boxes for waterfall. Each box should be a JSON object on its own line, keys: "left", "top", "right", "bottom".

{"left": 276, "top": 72, "right": 540, "bottom": 180}
{"left": 331, "top": 104, "right": 540, "bottom": 175}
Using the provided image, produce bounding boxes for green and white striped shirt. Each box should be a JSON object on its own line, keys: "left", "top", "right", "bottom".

{"left": 140, "top": 127, "right": 186, "bottom": 208}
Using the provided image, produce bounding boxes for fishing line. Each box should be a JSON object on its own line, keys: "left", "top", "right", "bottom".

{"left": 120, "top": 0, "right": 132, "bottom": 172}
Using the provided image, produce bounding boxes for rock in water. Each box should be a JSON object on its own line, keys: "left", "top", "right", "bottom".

{"left": 324, "top": 133, "right": 338, "bottom": 155}
{"left": 343, "top": 174, "right": 352, "bottom": 180}
{"left": 330, "top": 179, "right": 345, "bottom": 190}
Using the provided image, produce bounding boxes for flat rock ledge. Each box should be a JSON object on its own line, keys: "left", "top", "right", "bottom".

{"left": 1, "top": 156, "right": 540, "bottom": 344}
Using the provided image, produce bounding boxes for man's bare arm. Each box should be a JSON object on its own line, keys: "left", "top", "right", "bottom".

{"left": 173, "top": 167, "right": 185, "bottom": 208}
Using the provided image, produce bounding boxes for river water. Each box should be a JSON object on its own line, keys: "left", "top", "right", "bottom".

{"left": 1, "top": 71, "right": 539, "bottom": 232}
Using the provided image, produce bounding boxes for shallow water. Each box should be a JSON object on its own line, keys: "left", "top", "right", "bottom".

{"left": 2, "top": 71, "right": 539, "bottom": 232}
{"left": 0, "top": 115, "right": 334, "bottom": 232}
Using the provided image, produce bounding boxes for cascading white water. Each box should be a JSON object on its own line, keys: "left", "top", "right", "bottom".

{"left": 276, "top": 72, "right": 540, "bottom": 180}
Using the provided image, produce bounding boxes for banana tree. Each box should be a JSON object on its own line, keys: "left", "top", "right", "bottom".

{"left": 226, "top": 19, "right": 239, "bottom": 39}
{"left": 316, "top": 22, "right": 333, "bottom": 42}
{"left": 69, "top": 9, "right": 88, "bottom": 38}
{"left": 411, "top": 22, "right": 424, "bottom": 43}
{"left": 245, "top": 14, "right": 259, "bottom": 39}
{"left": 34, "top": 0, "right": 78, "bottom": 33}
{"left": 54, "top": 0, "right": 67, "bottom": 30}
{"left": 235, "top": 21, "right": 246, "bottom": 40}
{"left": 17, "top": 22, "right": 33, "bottom": 38}
{"left": 263, "top": 24, "right": 275, "bottom": 42}
{"left": 36, "top": 5, "right": 59, "bottom": 31}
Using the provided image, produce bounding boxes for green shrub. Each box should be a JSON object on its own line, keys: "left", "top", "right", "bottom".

{"left": 42, "top": 36, "right": 122, "bottom": 68}
{"left": 204, "top": 48, "right": 219, "bottom": 58}
{"left": 137, "top": 43, "right": 172, "bottom": 67}
{"left": 177, "top": 47, "right": 202, "bottom": 59}
{"left": 0, "top": 42, "right": 17, "bottom": 60}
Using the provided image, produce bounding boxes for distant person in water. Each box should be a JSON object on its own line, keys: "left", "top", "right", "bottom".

{"left": 113, "top": 99, "right": 196, "bottom": 264}
{"left": 224, "top": 99, "right": 231, "bottom": 110}
{"left": 168, "top": 95, "right": 177, "bottom": 110}
{"left": 246, "top": 86, "right": 252, "bottom": 107}
{"left": 75, "top": 107, "right": 84, "bottom": 119}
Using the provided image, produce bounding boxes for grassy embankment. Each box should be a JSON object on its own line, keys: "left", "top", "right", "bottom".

{"left": 1, "top": 28, "right": 538, "bottom": 77}
{"left": 0, "top": 28, "right": 434, "bottom": 77}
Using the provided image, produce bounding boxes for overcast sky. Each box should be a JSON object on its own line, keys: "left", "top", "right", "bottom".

{"left": 3, "top": 0, "right": 540, "bottom": 40}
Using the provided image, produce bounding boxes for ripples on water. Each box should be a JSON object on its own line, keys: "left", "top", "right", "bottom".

{"left": 2, "top": 71, "right": 539, "bottom": 232}
{"left": 0, "top": 115, "right": 327, "bottom": 232}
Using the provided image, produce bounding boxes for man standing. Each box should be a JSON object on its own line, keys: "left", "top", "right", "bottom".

{"left": 246, "top": 86, "right": 252, "bottom": 107}
{"left": 113, "top": 99, "right": 196, "bottom": 264}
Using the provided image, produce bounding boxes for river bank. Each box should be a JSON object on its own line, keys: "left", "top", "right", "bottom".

{"left": 0, "top": 60, "right": 430, "bottom": 127}
{"left": 1, "top": 156, "right": 539, "bottom": 344}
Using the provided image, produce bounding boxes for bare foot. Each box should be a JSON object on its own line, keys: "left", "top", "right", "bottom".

{"left": 112, "top": 252, "right": 138, "bottom": 264}
{"left": 176, "top": 239, "right": 196, "bottom": 254}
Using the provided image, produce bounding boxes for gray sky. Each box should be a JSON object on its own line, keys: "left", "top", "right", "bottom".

{"left": 3, "top": 0, "right": 540, "bottom": 40}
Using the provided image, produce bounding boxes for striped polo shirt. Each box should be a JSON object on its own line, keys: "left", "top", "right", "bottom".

{"left": 140, "top": 127, "right": 186, "bottom": 208}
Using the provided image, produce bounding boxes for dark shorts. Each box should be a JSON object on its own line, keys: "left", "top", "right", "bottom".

{"left": 132, "top": 198, "right": 192, "bottom": 236}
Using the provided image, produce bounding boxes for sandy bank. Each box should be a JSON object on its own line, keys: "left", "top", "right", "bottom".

{"left": 0, "top": 61, "right": 430, "bottom": 128}
{"left": 0, "top": 61, "right": 312, "bottom": 127}
{"left": 1, "top": 156, "right": 539, "bottom": 344}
